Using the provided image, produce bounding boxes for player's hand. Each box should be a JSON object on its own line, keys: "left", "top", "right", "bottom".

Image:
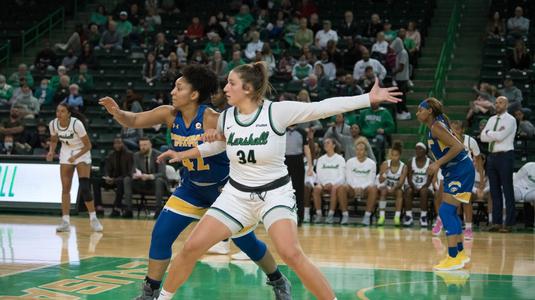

{"left": 46, "top": 151, "right": 54, "bottom": 162}
{"left": 369, "top": 76, "right": 402, "bottom": 105}
{"left": 201, "top": 129, "right": 225, "bottom": 143}
{"left": 157, "top": 150, "right": 183, "bottom": 164}
{"left": 427, "top": 162, "right": 440, "bottom": 176}
{"left": 68, "top": 156, "right": 76, "bottom": 163}
{"left": 306, "top": 168, "right": 314, "bottom": 177}
{"left": 98, "top": 96, "right": 121, "bottom": 116}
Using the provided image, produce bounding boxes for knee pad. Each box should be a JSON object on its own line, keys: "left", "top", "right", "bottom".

{"left": 79, "top": 178, "right": 92, "bottom": 202}
{"left": 439, "top": 202, "right": 462, "bottom": 236}
{"left": 232, "top": 232, "right": 267, "bottom": 262}
{"left": 149, "top": 210, "right": 194, "bottom": 260}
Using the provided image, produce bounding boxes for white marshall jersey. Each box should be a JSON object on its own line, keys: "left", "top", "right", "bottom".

{"left": 345, "top": 157, "right": 376, "bottom": 188}
{"left": 382, "top": 160, "right": 405, "bottom": 188}
{"left": 462, "top": 134, "right": 480, "bottom": 160}
{"left": 410, "top": 157, "right": 431, "bottom": 188}
{"left": 49, "top": 117, "right": 87, "bottom": 151}
{"left": 514, "top": 162, "right": 535, "bottom": 189}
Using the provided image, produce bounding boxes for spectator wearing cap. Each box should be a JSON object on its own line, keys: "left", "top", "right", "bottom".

{"left": 315, "top": 20, "right": 338, "bottom": 49}
{"left": 117, "top": 11, "right": 133, "bottom": 38}
{"left": 499, "top": 78, "right": 523, "bottom": 113}
{"left": 62, "top": 84, "right": 84, "bottom": 111}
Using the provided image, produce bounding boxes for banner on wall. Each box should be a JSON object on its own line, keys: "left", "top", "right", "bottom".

{"left": 0, "top": 163, "right": 78, "bottom": 209}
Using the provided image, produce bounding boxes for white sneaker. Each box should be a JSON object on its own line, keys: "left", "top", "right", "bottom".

{"left": 420, "top": 216, "right": 429, "bottom": 226}
{"left": 313, "top": 214, "right": 323, "bottom": 224}
{"left": 90, "top": 218, "right": 103, "bottom": 232}
{"left": 56, "top": 221, "right": 71, "bottom": 232}
{"left": 361, "top": 216, "right": 371, "bottom": 226}
{"left": 230, "top": 251, "right": 249, "bottom": 260}
{"left": 325, "top": 214, "right": 334, "bottom": 224}
{"left": 303, "top": 214, "right": 310, "bottom": 223}
{"left": 403, "top": 215, "right": 413, "bottom": 226}
{"left": 207, "top": 241, "right": 230, "bottom": 254}
{"left": 340, "top": 215, "right": 349, "bottom": 225}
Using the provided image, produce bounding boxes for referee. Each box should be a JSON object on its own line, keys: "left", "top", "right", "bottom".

{"left": 481, "top": 96, "right": 517, "bottom": 232}
{"left": 285, "top": 125, "right": 313, "bottom": 226}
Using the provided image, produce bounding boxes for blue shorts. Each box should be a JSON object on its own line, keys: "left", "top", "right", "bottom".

{"left": 441, "top": 157, "right": 475, "bottom": 203}
{"left": 164, "top": 179, "right": 226, "bottom": 219}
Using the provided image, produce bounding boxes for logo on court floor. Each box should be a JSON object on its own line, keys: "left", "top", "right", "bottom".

{"left": 0, "top": 164, "right": 17, "bottom": 199}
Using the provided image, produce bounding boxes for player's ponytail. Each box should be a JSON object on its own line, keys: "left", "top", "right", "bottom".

{"left": 233, "top": 61, "right": 273, "bottom": 103}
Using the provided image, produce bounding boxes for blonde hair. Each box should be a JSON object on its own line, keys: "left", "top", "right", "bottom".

{"left": 233, "top": 61, "right": 272, "bottom": 103}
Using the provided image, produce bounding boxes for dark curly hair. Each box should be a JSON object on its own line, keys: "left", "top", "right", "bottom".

{"left": 180, "top": 65, "right": 219, "bottom": 104}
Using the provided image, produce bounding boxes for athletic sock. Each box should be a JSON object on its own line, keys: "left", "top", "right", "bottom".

{"left": 379, "top": 201, "right": 386, "bottom": 217}
{"left": 421, "top": 211, "right": 427, "bottom": 217}
{"left": 89, "top": 212, "right": 97, "bottom": 221}
{"left": 62, "top": 215, "right": 70, "bottom": 223}
{"left": 327, "top": 210, "right": 335, "bottom": 217}
{"left": 158, "top": 289, "right": 175, "bottom": 300}
{"left": 394, "top": 211, "right": 401, "bottom": 218}
{"left": 145, "top": 276, "right": 162, "bottom": 290}
{"left": 316, "top": 209, "right": 322, "bottom": 217}
{"left": 406, "top": 211, "right": 413, "bottom": 217}
{"left": 304, "top": 207, "right": 310, "bottom": 216}
{"left": 457, "top": 242, "right": 464, "bottom": 252}
{"left": 488, "top": 214, "right": 493, "bottom": 223}
{"left": 364, "top": 211, "right": 372, "bottom": 218}
{"left": 267, "top": 268, "right": 282, "bottom": 282}
{"left": 448, "top": 246, "right": 458, "bottom": 258}
{"left": 342, "top": 211, "right": 349, "bottom": 217}
{"left": 465, "top": 222, "right": 472, "bottom": 230}
{"left": 379, "top": 210, "right": 385, "bottom": 218}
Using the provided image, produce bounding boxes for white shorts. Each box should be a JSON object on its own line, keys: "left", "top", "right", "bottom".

{"left": 514, "top": 186, "right": 535, "bottom": 203}
{"left": 59, "top": 147, "right": 92, "bottom": 165}
{"left": 472, "top": 181, "right": 490, "bottom": 194}
{"left": 304, "top": 173, "right": 316, "bottom": 186}
{"left": 206, "top": 181, "right": 298, "bottom": 234}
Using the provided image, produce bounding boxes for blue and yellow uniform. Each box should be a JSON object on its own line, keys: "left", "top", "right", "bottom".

{"left": 165, "top": 105, "right": 229, "bottom": 219}
{"left": 428, "top": 115, "right": 475, "bottom": 203}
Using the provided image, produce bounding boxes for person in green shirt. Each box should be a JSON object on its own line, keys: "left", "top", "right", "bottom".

{"left": 383, "top": 21, "right": 398, "bottom": 42}
{"left": 72, "top": 64, "right": 94, "bottom": 92}
{"left": 8, "top": 64, "right": 34, "bottom": 88}
{"left": 90, "top": 4, "right": 108, "bottom": 28}
{"left": 117, "top": 11, "right": 133, "bottom": 38}
{"left": 292, "top": 55, "right": 313, "bottom": 80}
{"left": 204, "top": 33, "right": 226, "bottom": 57}
{"left": 398, "top": 28, "right": 418, "bottom": 66}
{"left": 294, "top": 17, "right": 314, "bottom": 49}
{"left": 358, "top": 103, "right": 395, "bottom": 162}
{"left": 49, "top": 65, "right": 68, "bottom": 91}
{"left": 225, "top": 50, "right": 245, "bottom": 75}
{"left": 0, "top": 75, "right": 14, "bottom": 106}
{"left": 235, "top": 4, "right": 254, "bottom": 35}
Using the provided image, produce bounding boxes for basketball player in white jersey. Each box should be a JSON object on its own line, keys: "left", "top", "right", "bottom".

{"left": 47, "top": 103, "right": 103, "bottom": 232}
{"left": 338, "top": 141, "right": 377, "bottom": 226}
{"left": 514, "top": 162, "right": 535, "bottom": 225}
{"left": 313, "top": 138, "right": 346, "bottom": 224}
{"left": 154, "top": 62, "right": 401, "bottom": 300}
{"left": 451, "top": 120, "right": 483, "bottom": 240}
{"left": 376, "top": 141, "right": 407, "bottom": 226}
{"left": 403, "top": 142, "right": 433, "bottom": 226}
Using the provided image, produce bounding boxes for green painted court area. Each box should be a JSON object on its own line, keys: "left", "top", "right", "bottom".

{"left": 1, "top": 257, "right": 534, "bottom": 299}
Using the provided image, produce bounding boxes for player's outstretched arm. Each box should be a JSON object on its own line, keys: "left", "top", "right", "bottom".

{"left": 99, "top": 96, "right": 175, "bottom": 128}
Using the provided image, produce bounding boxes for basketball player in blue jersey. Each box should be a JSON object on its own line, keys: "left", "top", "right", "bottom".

{"left": 416, "top": 97, "right": 474, "bottom": 271}
{"left": 99, "top": 65, "right": 290, "bottom": 299}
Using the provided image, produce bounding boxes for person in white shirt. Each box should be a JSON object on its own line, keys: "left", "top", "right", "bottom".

{"left": 514, "top": 162, "right": 535, "bottom": 204}
{"left": 480, "top": 96, "right": 517, "bottom": 232}
{"left": 403, "top": 142, "right": 433, "bottom": 227}
{"left": 312, "top": 138, "right": 346, "bottom": 224}
{"left": 244, "top": 31, "right": 264, "bottom": 60}
{"left": 371, "top": 31, "right": 388, "bottom": 56}
{"left": 507, "top": 6, "right": 530, "bottom": 40}
{"left": 338, "top": 141, "right": 377, "bottom": 226}
{"left": 376, "top": 141, "right": 407, "bottom": 226}
{"left": 353, "top": 49, "right": 387, "bottom": 82}
{"left": 314, "top": 50, "right": 336, "bottom": 80}
{"left": 315, "top": 20, "right": 338, "bottom": 49}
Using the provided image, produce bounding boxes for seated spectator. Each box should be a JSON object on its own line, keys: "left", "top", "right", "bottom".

{"left": 357, "top": 66, "right": 377, "bottom": 92}
{"left": 208, "top": 50, "right": 228, "bottom": 82}
{"left": 339, "top": 11, "right": 358, "bottom": 42}
{"left": 186, "top": 17, "right": 204, "bottom": 40}
{"left": 90, "top": 4, "right": 108, "bottom": 29}
{"left": 337, "top": 73, "right": 364, "bottom": 97}
{"left": 145, "top": 7, "right": 162, "bottom": 28}
{"left": 61, "top": 48, "right": 78, "bottom": 72}
{"left": 176, "top": 42, "right": 189, "bottom": 65}
{"left": 338, "top": 140, "right": 378, "bottom": 226}
{"left": 55, "top": 24, "right": 84, "bottom": 54}
{"left": 225, "top": 50, "right": 246, "bottom": 74}
{"left": 224, "top": 16, "right": 238, "bottom": 43}
{"left": 507, "top": 6, "right": 530, "bottom": 41}
{"left": 77, "top": 42, "right": 98, "bottom": 69}
{"left": 0, "top": 75, "right": 13, "bottom": 107}
{"left": 487, "top": 11, "right": 505, "bottom": 39}
{"left": 261, "top": 43, "right": 276, "bottom": 77}
{"left": 34, "top": 79, "right": 53, "bottom": 106}
{"left": 117, "top": 11, "right": 133, "bottom": 42}
{"left": 323, "top": 113, "right": 351, "bottom": 139}
{"left": 294, "top": 17, "right": 313, "bottom": 49}
{"left": 382, "top": 20, "right": 397, "bottom": 42}
{"left": 72, "top": 64, "right": 94, "bottom": 92}
{"left": 129, "top": 137, "right": 167, "bottom": 217}
{"left": 8, "top": 64, "right": 34, "bottom": 88}
{"left": 315, "top": 20, "right": 338, "bottom": 49}
{"left": 104, "top": 137, "right": 134, "bottom": 218}
{"left": 513, "top": 163, "right": 535, "bottom": 217}
{"left": 371, "top": 31, "right": 389, "bottom": 56}
{"left": 314, "top": 50, "right": 336, "bottom": 80}
{"left": 162, "top": 52, "right": 182, "bottom": 82}
{"left": 325, "top": 120, "right": 376, "bottom": 161}
{"left": 508, "top": 39, "right": 531, "bottom": 71}
{"left": 206, "top": 15, "right": 226, "bottom": 39}
{"left": 292, "top": 55, "right": 313, "bottom": 81}
{"left": 358, "top": 103, "right": 395, "bottom": 162}
{"left": 52, "top": 75, "right": 71, "bottom": 105}
{"left": 147, "top": 91, "right": 169, "bottom": 110}
{"left": 142, "top": 52, "right": 162, "bottom": 85}
{"left": 234, "top": 4, "right": 254, "bottom": 36}
{"left": 376, "top": 141, "right": 407, "bottom": 226}
{"left": 32, "top": 39, "right": 57, "bottom": 73}
{"left": 62, "top": 84, "right": 83, "bottom": 111}
{"left": 353, "top": 49, "right": 387, "bottom": 82}
{"left": 302, "top": 44, "right": 318, "bottom": 65}
{"left": 268, "top": 18, "right": 285, "bottom": 40}
{"left": 362, "top": 13, "right": 383, "bottom": 39}
{"left": 244, "top": 31, "right": 263, "bottom": 60}
{"left": 514, "top": 108, "right": 535, "bottom": 138}
{"left": 128, "top": 3, "right": 142, "bottom": 27}
{"left": 152, "top": 32, "right": 172, "bottom": 60}
{"left": 276, "top": 50, "right": 295, "bottom": 79}
{"left": 98, "top": 21, "right": 123, "bottom": 50}
{"left": 12, "top": 84, "right": 40, "bottom": 118}
{"left": 309, "top": 12, "right": 321, "bottom": 35}
{"left": 49, "top": 65, "right": 68, "bottom": 91}
{"left": 204, "top": 33, "right": 225, "bottom": 58}
{"left": 87, "top": 23, "right": 101, "bottom": 48}
{"left": 312, "top": 138, "right": 346, "bottom": 223}
{"left": 0, "top": 134, "right": 31, "bottom": 155}
{"left": 403, "top": 143, "right": 433, "bottom": 226}
{"left": 466, "top": 83, "right": 497, "bottom": 124}
{"left": 406, "top": 21, "right": 422, "bottom": 53}
{"left": 28, "top": 121, "right": 50, "bottom": 153}
{"left": 123, "top": 89, "right": 143, "bottom": 113}
{"left": 284, "top": 15, "right": 301, "bottom": 46}
{"left": 344, "top": 38, "right": 366, "bottom": 68}
{"left": 0, "top": 107, "right": 25, "bottom": 142}
{"left": 499, "top": 78, "right": 523, "bottom": 113}
{"left": 189, "top": 49, "right": 208, "bottom": 65}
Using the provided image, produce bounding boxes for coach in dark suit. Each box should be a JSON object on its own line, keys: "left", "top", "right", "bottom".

{"left": 125, "top": 136, "right": 167, "bottom": 217}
